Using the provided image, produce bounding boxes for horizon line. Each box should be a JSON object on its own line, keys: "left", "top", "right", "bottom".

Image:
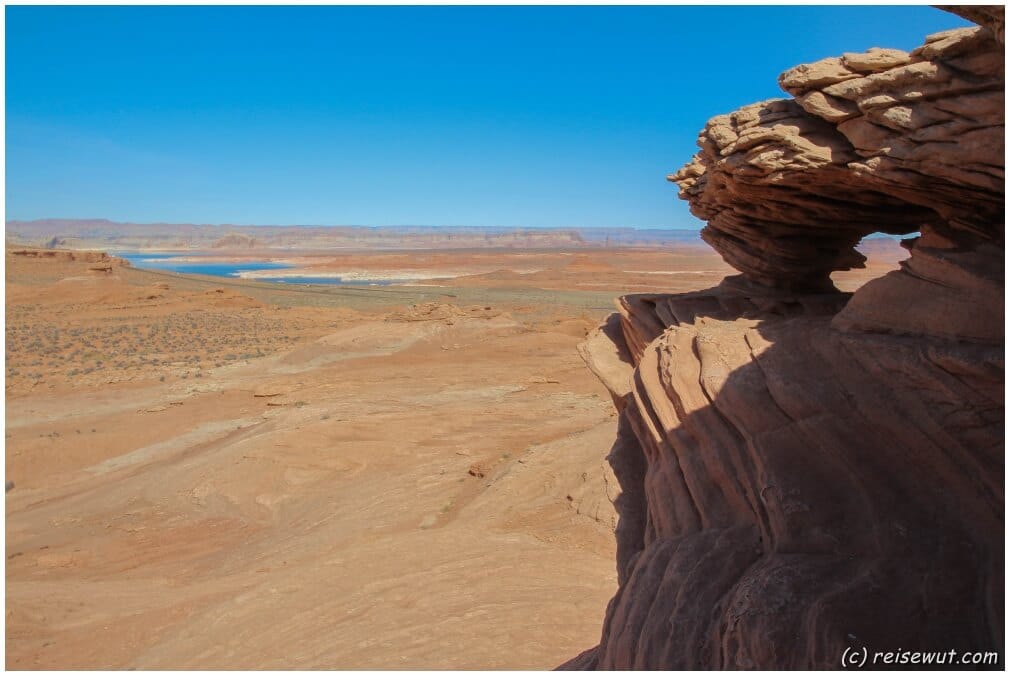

{"left": 6, "top": 218, "right": 705, "bottom": 232}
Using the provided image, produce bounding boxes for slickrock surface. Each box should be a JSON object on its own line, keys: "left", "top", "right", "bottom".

{"left": 6, "top": 248, "right": 628, "bottom": 669}
{"left": 11, "top": 241, "right": 792, "bottom": 669}
{"left": 573, "top": 7, "right": 1004, "bottom": 669}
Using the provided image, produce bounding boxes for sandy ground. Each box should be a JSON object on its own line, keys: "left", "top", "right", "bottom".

{"left": 4, "top": 241, "right": 906, "bottom": 669}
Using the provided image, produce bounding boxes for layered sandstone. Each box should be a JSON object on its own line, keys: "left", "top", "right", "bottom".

{"left": 572, "top": 7, "right": 1004, "bottom": 669}
{"left": 8, "top": 248, "right": 131, "bottom": 267}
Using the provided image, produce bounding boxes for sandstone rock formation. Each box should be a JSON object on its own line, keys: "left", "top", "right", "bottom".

{"left": 571, "top": 7, "right": 1003, "bottom": 669}
{"left": 9, "top": 248, "right": 131, "bottom": 267}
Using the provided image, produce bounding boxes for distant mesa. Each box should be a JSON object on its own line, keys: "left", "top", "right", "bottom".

{"left": 4, "top": 220, "right": 708, "bottom": 252}
{"left": 212, "top": 233, "right": 260, "bottom": 249}
{"left": 9, "top": 247, "right": 131, "bottom": 269}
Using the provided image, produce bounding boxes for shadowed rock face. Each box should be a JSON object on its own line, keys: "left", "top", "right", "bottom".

{"left": 569, "top": 7, "right": 1004, "bottom": 670}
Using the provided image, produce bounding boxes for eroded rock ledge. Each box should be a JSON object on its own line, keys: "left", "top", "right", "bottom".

{"left": 568, "top": 7, "right": 1004, "bottom": 669}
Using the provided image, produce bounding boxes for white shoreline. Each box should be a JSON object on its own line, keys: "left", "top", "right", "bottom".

{"left": 235, "top": 269, "right": 468, "bottom": 281}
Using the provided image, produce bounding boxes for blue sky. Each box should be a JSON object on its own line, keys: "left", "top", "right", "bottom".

{"left": 6, "top": 6, "right": 970, "bottom": 228}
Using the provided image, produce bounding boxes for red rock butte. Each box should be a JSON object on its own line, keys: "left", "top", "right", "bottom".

{"left": 569, "top": 6, "right": 1004, "bottom": 669}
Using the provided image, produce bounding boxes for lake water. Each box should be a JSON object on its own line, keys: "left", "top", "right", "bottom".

{"left": 116, "top": 253, "right": 399, "bottom": 286}
{"left": 116, "top": 253, "right": 292, "bottom": 277}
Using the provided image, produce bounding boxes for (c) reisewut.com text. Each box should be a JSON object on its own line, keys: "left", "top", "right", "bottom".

{"left": 842, "top": 646, "right": 1000, "bottom": 668}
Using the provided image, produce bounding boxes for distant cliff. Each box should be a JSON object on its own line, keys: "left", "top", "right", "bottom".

{"left": 7, "top": 247, "right": 131, "bottom": 269}
{"left": 571, "top": 6, "right": 1003, "bottom": 669}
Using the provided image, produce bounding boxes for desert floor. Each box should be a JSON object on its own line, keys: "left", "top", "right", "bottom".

{"left": 4, "top": 242, "right": 903, "bottom": 669}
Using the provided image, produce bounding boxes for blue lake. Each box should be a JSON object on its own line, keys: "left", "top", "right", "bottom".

{"left": 116, "top": 253, "right": 399, "bottom": 286}
{"left": 117, "top": 253, "right": 292, "bottom": 277}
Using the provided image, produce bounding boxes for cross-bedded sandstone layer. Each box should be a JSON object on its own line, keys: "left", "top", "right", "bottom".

{"left": 571, "top": 6, "right": 1004, "bottom": 669}
{"left": 671, "top": 9, "right": 1002, "bottom": 296}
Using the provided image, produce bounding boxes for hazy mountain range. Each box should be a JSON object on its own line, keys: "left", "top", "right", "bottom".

{"left": 5, "top": 219, "right": 707, "bottom": 251}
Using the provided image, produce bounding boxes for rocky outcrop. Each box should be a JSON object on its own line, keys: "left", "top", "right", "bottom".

{"left": 671, "top": 15, "right": 1002, "bottom": 295}
{"left": 571, "top": 7, "right": 1003, "bottom": 670}
{"left": 8, "top": 248, "right": 131, "bottom": 267}
{"left": 670, "top": 98, "right": 934, "bottom": 292}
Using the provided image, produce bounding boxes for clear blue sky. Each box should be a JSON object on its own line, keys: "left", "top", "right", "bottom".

{"left": 6, "top": 5, "right": 970, "bottom": 228}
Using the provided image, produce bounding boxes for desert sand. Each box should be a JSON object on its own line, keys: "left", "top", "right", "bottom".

{"left": 5, "top": 241, "right": 903, "bottom": 668}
